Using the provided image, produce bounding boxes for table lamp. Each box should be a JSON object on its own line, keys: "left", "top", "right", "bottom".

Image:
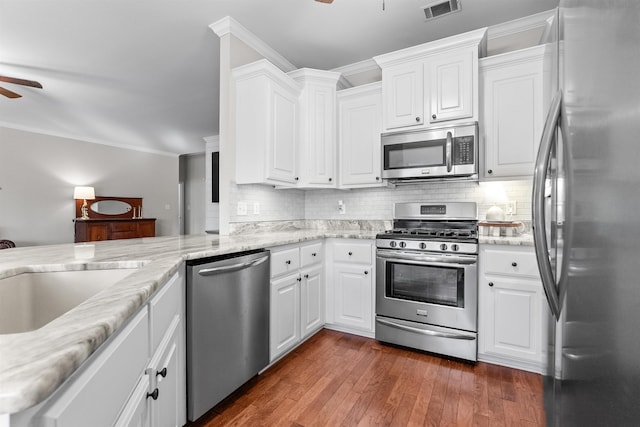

{"left": 74, "top": 186, "right": 95, "bottom": 220}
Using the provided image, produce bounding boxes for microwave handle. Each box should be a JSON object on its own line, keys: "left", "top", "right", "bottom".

{"left": 446, "top": 131, "right": 453, "bottom": 173}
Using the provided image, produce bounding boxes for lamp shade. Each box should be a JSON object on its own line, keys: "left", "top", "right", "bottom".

{"left": 73, "top": 186, "right": 95, "bottom": 200}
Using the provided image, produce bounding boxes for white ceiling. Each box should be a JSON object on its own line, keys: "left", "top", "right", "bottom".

{"left": 0, "top": 0, "right": 558, "bottom": 155}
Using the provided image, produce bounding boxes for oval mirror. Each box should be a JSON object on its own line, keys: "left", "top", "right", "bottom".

{"left": 90, "top": 200, "right": 132, "bottom": 215}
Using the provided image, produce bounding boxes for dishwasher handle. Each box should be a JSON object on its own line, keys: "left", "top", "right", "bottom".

{"left": 197, "top": 254, "right": 269, "bottom": 276}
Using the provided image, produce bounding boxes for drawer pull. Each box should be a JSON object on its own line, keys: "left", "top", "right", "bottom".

{"left": 364, "top": 271, "right": 368, "bottom": 275}
{"left": 285, "top": 260, "right": 291, "bottom": 265}
{"left": 297, "top": 277, "right": 302, "bottom": 282}
{"left": 348, "top": 252, "right": 353, "bottom": 256}
{"left": 488, "top": 282, "right": 494, "bottom": 287}
{"left": 156, "top": 367, "right": 167, "bottom": 378}
{"left": 312, "top": 253, "right": 317, "bottom": 257}
{"left": 304, "top": 274, "right": 309, "bottom": 279}
{"left": 511, "top": 262, "right": 518, "bottom": 267}
{"left": 147, "top": 388, "right": 159, "bottom": 400}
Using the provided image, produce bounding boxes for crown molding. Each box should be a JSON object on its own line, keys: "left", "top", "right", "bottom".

{"left": 487, "top": 9, "right": 556, "bottom": 41}
{"left": 331, "top": 58, "right": 380, "bottom": 78}
{"left": 209, "top": 16, "right": 296, "bottom": 72}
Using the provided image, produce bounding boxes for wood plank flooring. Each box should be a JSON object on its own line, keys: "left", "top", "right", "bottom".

{"left": 188, "top": 329, "right": 545, "bottom": 427}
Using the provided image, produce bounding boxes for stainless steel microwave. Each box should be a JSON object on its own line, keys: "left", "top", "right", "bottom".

{"left": 381, "top": 122, "right": 478, "bottom": 181}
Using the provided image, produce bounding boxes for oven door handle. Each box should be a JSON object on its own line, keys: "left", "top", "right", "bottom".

{"left": 376, "top": 317, "right": 476, "bottom": 340}
{"left": 376, "top": 250, "right": 477, "bottom": 265}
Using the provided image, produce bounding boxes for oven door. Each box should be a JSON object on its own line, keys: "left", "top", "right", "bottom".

{"left": 376, "top": 249, "right": 477, "bottom": 332}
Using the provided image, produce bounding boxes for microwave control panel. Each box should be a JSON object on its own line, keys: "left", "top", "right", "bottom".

{"left": 453, "top": 136, "right": 475, "bottom": 165}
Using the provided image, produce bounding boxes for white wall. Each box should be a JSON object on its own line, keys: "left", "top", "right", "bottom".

{"left": 0, "top": 127, "right": 179, "bottom": 247}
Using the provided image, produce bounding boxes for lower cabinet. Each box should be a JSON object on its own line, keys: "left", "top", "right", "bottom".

{"left": 478, "top": 244, "right": 548, "bottom": 373}
{"left": 12, "top": 270, "right": 186, "bottom": 427}
{"left": 325, "top": 239, "right": 375, "bottom": 337}
{"left": 269, "top": 241, "right": 324, "bottom": 362}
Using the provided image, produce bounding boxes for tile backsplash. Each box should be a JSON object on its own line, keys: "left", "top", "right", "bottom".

{"left": 229, "top": 179, "right": 532, "bottom": 224}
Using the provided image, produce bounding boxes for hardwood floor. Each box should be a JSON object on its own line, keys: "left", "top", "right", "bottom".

{"left": 189, "top": 329, "right": 545, "bottom": 427}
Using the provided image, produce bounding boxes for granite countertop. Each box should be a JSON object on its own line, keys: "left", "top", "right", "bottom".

{"left": 0, "top": 229, "right": 378, "bottom": 415}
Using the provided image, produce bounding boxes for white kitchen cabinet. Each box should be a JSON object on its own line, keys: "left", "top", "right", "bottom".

{"left": 269, "top": 240, "right": 324, "bottom": 361}
{"left": 381, "top": 63, "right": 424, "bottom": 130}
{"left": 324, "top": 239, "right": 375, "bottom": 337}
{"left": 427, "top": 49, "right": 474, "bottom": 124}
{"left": 234, "top": 59, "right": 301, "bottom": 186}
{"left": 478, "top": 245, "right": 548, "bottom": 374}
{"left": 374, "top": 28, "right": 486, "bottom": 132}
{"left": 288, "top": 68, "right": 343, "bottom": 188}
{"left": 337, "top": 82, "right": 385, "bottom": 188}
{"left": 480, "top": 45, "right": 548, "bottom": 179}
{"left": 270, "top": 272, "right": 301, "bottom": 359}
{"left": 14, "top": 271, "right": 186, "bottom": 427}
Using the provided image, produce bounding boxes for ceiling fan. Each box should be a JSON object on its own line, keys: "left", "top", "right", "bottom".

{"left": 0, "top": 75, "right": 43, "bottom": 99}
{"left": 315, "top": 0, "right": 334, "bottom": 3}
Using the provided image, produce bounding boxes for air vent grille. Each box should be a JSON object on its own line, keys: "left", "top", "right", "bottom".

{"left": 423, "top": 0, "right": 461, "bottom": 20}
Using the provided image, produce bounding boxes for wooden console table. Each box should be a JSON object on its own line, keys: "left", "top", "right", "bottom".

{"left": 74, "top": 218, "right": 156, "bottom": 243}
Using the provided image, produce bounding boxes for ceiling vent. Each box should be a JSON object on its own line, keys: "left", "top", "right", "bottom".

{"left": 422, "top": 0, "right": 461, "bottom": 21}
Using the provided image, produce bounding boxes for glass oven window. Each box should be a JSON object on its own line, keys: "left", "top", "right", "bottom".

{"left": 384, "top": 140, "right": 445, "bottom": 169}
{"left": 385, "top": 262, "right": 464, "bottom": 307}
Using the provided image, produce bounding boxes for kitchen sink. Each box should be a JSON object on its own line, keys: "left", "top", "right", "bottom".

{"left": 0, "top": 266, "right": 143, "bottom": 335}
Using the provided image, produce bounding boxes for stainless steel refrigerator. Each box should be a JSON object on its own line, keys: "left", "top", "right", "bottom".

{"left": 532, "top": 1, "right": 640, "bottom": 425}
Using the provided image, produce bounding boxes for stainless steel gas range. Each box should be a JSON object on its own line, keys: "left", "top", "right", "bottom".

{"left": 375, "top": 202, "right": 479, "bottom": 361}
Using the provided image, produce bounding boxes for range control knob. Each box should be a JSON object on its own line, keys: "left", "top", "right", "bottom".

{"left": 389, "top": 241, "right": 397, "bottom": 248}
{"left": 451, "top": 244, "right": 459, "bottom": 252}
{"left": 440, "top": 243, "right": 448, "bottom": 251}
{"left": 399, "top": 241, "right": 407, "bottom": 248}
{"left": 419, "top": 242, "right": 427, "bottom": 250}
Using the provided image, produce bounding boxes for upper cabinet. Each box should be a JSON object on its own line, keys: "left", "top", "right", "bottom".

{"left": 234, "top": 60, "right": 348, "bottom": 189}
{"left": 374, "top": 28, "right": 487, "bottom": 132}
{"left": 234, "top": 59, "right": 301, "bottom": 186}
{"left": 480, "top": 45, "right": 549, "bottom": 179}
{"left": 337, "top": 82, "right": 385, "bottom": 188}
{"left": 288, "top": 68, "right": 345, "bottom": 188}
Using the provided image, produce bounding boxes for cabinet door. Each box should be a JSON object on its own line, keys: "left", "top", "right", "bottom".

{"left": 338, "top": 85, "right": 384, "bottom": 188}
{"left": 150, "top": 317, "right": 183, "bottom": 427}
{"left": 137, "top": 220, "right": 156, "bottom": 238}
{"left": 113, "top": 376, "right": 150, "bottom": 427}
{"left": 480, "top": 277, "right": 544, "bottom": 363}
{"left": 482, "top": 56, "right": 544, "bottom": 178}
{"left": 300, "top": 265, "right": 323, "bottom": 339}
{"left": 332, "top": 264, "right": 373, "bottom": 332}
{"left": 267, "top": 82, "right": 298, "bottom": 183}
{"left": 88, "top": 223, "right": 109, "bottom": 241}
{"left": 428, "top": 49, "right": 473, "bottom": 123}
{"left": 382, "top": 63, "right": 424, "bottom": 130}
{"left": 270, "top": 274, "right": 300, "bottom": 360}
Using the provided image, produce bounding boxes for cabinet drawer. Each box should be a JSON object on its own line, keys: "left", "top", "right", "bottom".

{"left": 483, "top": 248, "right": 540, "bottom": 278}
{"left": 333, "top": 242, "right": 372, "bottom": 264}
{"left": 300, "top": 242, "right": 323, "bottom": 267}
{"left": 270, "top": 247, "right": 300, "bottom": 278}
{"left": 41, "top": 308, "right": 149, "bottom": 427}
{"left": 149, "top": 272, "right": 181, "bottom": 353}
{"left": 109, "top": 222, "right": 138, "bottom": 232}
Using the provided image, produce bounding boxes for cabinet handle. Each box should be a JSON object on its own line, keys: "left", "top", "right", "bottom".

{"left": 285, "top": 260, "right": 291, "bottom": 265}
{"left": 297, "top": 277, "right": 302, "bottom": 282}
{"left": 328, "top": 177, "right": 332, "bottom": 182}
{"left": 364, "top": 271, "right": 369, "bottom": 275}
{"left": 488, "top": 282, "right": 494, "bottom": 287}
{"left": 157, "top": 367, "right": 167, "bottom": 378}
{"left": 415, "top": 116, "right": 421, "bottom": 122}
{"left": 432, "top": 114, "right": 437, "bottom": 120}
{"left": 304, "top": 274, "right": 309, "bottom": 279}
{"left": 295, "top": 177, "right": 299, "bottom": 181}
{"left": 488, "top": 169, "right": 493, "bottom": 174}
{"left": 348, "top": 251, "right": 353, "bottom": 256}
{"left": 312, "top": 253, "right": 317, "bottom": 257}
{"left": 511, "top": 262, "right": 518, "bottom": 267}
{"left": 375, "top": 176, "right": 380, "bottom": 181}
{"left": 147, "top": 388, "right": 159, "bottom": 400}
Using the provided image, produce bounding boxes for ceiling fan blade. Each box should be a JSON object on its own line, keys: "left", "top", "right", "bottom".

{"left": 0, "top": 75, "right": 43, "bottom": 89}
{"left": 315, "top": 0, "right": 334, "bottom": 3}
{"left": 0, "top": 86, "right": 22, "bottom": 99}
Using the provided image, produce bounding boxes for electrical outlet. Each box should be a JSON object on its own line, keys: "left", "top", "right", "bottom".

{"left": 338, "top": 200, "right": 346, "bottom": 215}
{"left": 507, "top": 201, "right": 517, "bottom": 216}
{"left": 253, "top": 202, "right": 260, "bottom": 215}
{"left": 237, "top": 201, "right": 247, "bottom": 216}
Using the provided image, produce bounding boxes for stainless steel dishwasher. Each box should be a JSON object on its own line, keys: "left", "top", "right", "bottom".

{"left": 186, "top": 249, "right": 270, "bottom": 421}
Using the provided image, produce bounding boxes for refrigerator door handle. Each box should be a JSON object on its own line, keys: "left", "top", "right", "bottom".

{"left": 532, "top": 90, "right": 562, "bottom": 320}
